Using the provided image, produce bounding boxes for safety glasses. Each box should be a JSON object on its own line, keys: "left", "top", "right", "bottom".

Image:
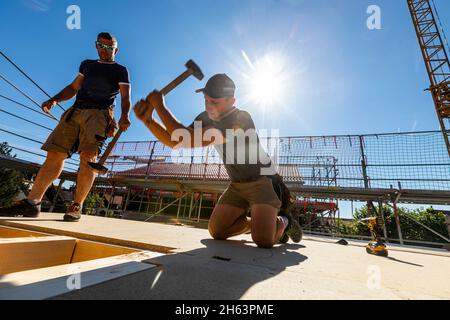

{"left": 96, "top": 42, "right": 116, "bottom": 52}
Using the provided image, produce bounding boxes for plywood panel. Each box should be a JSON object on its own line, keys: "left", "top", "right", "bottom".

{"left": 0, "top": 226, "right": 49, "bottom": 239}
{"left": 0, "top": 251, "right": 161, "bottom": 300}
{"left": 71, "top": 240, "right": 136, "bottom": 263}
{"left": 0, "top": 236, "right": 76, "bottom": 275}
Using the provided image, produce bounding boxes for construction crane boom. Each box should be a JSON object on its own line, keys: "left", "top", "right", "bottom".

{"left": 407, "top": 0, "right": 450, "bottom": 156}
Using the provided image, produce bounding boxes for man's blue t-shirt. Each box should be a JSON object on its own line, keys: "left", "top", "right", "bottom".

{"left": 73, "top": 59, "right": 130, "bottom": 110}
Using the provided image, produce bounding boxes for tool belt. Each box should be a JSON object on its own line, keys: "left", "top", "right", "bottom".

{"left": 268, "top": 174, "right": 294, "bottom": 216}
{"left": 104, "top": 108, "right": 117, "bottom": 138}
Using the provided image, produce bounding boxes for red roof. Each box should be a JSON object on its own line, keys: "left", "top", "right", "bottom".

{"left": 111, "top": 162, "right": 304, "bottom": 182}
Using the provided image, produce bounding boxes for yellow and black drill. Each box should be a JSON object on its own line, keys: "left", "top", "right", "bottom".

{"left": 361, "top": 216, "right": 388, "bottom": 257}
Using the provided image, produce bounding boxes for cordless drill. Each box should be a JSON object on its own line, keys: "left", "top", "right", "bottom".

{"left": 361, "top": 216, "right": 388, "bottom": 257}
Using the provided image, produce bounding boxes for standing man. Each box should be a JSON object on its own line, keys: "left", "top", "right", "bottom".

{"left": 134, "top": 74, "right": 302, "bottom": 248}
{"left": 0, "top": 32, "right": 131, "bottom": 222}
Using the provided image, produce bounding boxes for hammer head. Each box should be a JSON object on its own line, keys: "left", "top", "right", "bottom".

{"left": 88, "top": 161, "right": 109, "bottom": 176}
{"left": 185, "top": 60, "right": 204, "bottom": 81}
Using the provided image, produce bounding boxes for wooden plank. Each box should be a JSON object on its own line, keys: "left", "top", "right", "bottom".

{"left": 0, "top": 236, "right": 76, "bottom": 275}
{"left": 0, "top": 251, "right": 161, "bottom": 300}
{"left": 0, "top": 226, "right": 49, "bottom": 239}
{"left": 71, "top": 240, "right": 136, "bottom": 263}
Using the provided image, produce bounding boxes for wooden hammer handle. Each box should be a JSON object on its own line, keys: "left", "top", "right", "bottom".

{"left": 98, "top": 68, "right": 194, "bottom": 166}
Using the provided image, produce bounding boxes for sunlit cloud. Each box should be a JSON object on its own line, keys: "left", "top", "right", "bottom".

{"left": 22, "top": 0, "right": 52, "bottom": 12}
{"left": 279, "top": 0, "right": 306, "bottom": 6}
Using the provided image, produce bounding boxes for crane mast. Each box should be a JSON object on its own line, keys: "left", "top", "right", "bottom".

{"left": 407, "top": 0, "right": 450, "bottom": 156}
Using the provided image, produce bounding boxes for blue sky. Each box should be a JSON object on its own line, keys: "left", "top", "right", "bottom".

{"left": 1, "top": 0, "right": 450, "bottom": 216}
{"left": 1, "top": 0, "right": 449, "bottom": 142}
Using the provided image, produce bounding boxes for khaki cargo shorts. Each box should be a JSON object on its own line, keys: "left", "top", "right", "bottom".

{"left": 218, "top": 176, "right": 282, "bottom": 210}
{"left": 42, "top": 107, "right": 113, "bottom": 156}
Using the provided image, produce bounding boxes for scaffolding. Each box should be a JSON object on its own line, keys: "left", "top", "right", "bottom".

{"left": 105, "top": 131, "right": 450, "bottom": 191}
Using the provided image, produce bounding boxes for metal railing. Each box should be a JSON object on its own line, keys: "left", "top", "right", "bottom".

{"left": 107, "top": 131, "right": 450, "bottom": 191}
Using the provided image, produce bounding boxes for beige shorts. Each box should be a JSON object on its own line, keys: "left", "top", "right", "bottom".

{"left": 218, "top": 176, "right": 282, "bottom": 210}
{"left": 42, "top": 107, "right": 112, "bottom": 156}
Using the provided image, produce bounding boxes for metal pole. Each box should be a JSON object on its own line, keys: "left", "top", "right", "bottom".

{"left": 402, "top": 211, "right": 450, "bottom": 243}
{"left": 378, "top": 199, "right": 388, "bottom": 242}
{"left": 337, "top": 203, "right": 340, "bottom": 230}
{"left": 359, "top": 136, "right": 374, "bottom": 225}
{"left": 188, "top": 193, "right": 195, "bottom": 220}
{"left": 145, "top": 142, "right": 156, "bottom": 180}
{"left": 197, "top": 192, "right": 203, "bottom": 223}
{"left": 145, "top": 193, "right": 188, "bottom": 222}
{"left": 393, "top": 192, "right": 404, "bottom": 245}
{"left": 351, "top": 200, "right": 354, "bottom": 216}
{"left": 123, "top": 188, "right": 131, "bottom": 212}
{"left": 138, "top": 188, "right": 145, "bottom": 212}
{"left": 146, "top": 190, "right": 151, "bottom": 214}
{"left": 182, "top": 192, "right": 188, "bottom": 218}
{"left": 177, "top": 192, "right": 183, "bottom": 219}
{"left": 106, "top": 184, "right": 115, "bottom": 217}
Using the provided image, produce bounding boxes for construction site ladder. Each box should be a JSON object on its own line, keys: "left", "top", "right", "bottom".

{"left": 407, "top": 0, "right": 450, "bottom": 157}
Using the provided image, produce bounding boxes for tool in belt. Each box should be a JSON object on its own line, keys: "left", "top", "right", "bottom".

{"left": 268, "top": 174, "right": 295, "bottom": 215}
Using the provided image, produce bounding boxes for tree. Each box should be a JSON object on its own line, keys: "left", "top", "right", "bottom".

{"left": 0, "top": 142, "right": 29, "bottom": 207}
{"left": 83, "top": 193, "right": 105, "bottom": 214}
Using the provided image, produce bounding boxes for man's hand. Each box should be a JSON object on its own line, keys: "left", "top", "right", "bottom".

{"left": 118, "top": 114, "right": 131, "bottom": 131}
{"left": 133, "top": 90, "right": 165, "bottom": 125}
{"left": 133, "top": 98, "right": 155, "bottom": 124}
{"left": 146, "top": 90, "right": 165, "bottom": 108}
{"left": 41, "top": 99, "right": 56, "bottom": 114}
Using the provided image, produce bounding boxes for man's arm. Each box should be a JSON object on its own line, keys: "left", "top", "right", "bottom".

{"left": 139, "top": 115, "right": 178, "bottom": 149}
{"left": 118, "top": 84, "right": 131, "bottom": 131}
{"left": 134, "top": 91, "right": 223, "bottom": 149}
{"left": 41, "top": 75, "right": 84, "bottom": 114}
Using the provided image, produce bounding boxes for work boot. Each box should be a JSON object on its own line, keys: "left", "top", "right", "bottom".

{"left": 64, "top": 202, "right": 82, "bottom": 222}
{"left": 0, "top": 199, "right": 41, "bottom": 218}
{"left": 279, "top": 212, "right": 303, "bottom": 244}
{"left": 279, "top": 232, "right": 289, "bottom": 244}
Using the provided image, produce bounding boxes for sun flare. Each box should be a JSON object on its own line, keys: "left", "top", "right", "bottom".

{"left": 245, "top": 52, "right": 286, "bottom": 106}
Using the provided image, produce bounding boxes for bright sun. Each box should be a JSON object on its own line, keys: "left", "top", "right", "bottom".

{"left": 246, "top": 52, "right": 286, "bottom": 106}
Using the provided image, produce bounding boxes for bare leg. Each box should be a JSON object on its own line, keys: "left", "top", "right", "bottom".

{"left": 28, "top": 151, "right": 67, "bottom": 202}
{"left": 208, "top": 204, "right": 250, "bottom": 240}
{"left": 250, "top": 204, "right": 285, "bottom": 249}
{"left": 74, "top": 151, "right": 97, "bottom": 206}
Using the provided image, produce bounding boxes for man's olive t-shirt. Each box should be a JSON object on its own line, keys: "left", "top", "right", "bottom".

{"left": 188, "top": 108, "right": 275, "bottom": 182}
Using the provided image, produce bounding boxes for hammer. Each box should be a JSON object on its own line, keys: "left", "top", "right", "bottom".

{"left": 88, "top": 60, "right": 204, "bottom": 175}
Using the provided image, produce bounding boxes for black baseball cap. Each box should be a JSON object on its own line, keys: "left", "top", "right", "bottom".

{"left": 195, "top": 74, "right": 236, "bottom": 99}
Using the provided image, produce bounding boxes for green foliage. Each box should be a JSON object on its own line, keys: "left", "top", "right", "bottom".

{"left": 335, "top": 220, "right": 360, "bottom": 235}
{"left": 0, "top": 142, "right": 14, "bottom": 157}
{"left": 0, "top": 142, "right": 29, "bottom": 207}
{"left": 336, "top": 203, "right": 449, "bottom": 243}
{"left": 83, "top": 193, "right": 105, "bottom": 214}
